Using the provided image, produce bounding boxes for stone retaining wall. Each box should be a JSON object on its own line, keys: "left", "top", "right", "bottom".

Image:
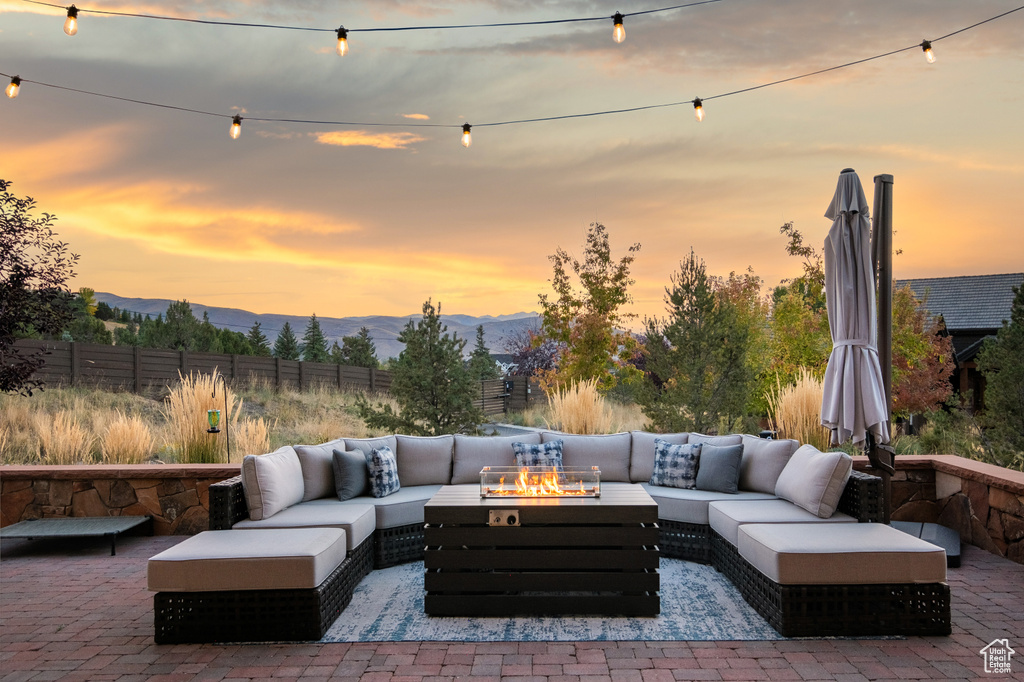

{"left": 856, "top": 455, "right": 1024, "bottom": 565}
{"left": 0, "top": 464, "right": 240, "bottom": 536}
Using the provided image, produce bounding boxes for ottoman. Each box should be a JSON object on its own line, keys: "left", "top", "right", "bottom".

{"left": 148, "top": 528, "right": 371, "bottom": 643}
{"left": 735, "top": 523, "right": 950, "bottom": 636}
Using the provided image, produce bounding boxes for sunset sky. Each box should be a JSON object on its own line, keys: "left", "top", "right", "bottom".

{"left": 3, "top": 0, "right": 1022, "bottom": 324}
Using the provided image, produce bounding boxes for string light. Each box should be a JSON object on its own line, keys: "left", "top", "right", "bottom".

{"left": 63, "top": 4, "right": 78, "bottom": 35}
{"left": 3, "top": 5, "right": 1020, "bottom": 144}
{"left": 921, "top": 39, "right": 936, "bottom": 63}
{"left": 336, "top": 27, "right": 349, "bottom": 57}
{"left": 612, "top": 12, "right": 625, "bottom": 44}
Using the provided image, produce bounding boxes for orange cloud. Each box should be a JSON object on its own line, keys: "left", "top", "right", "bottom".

{"left": 315, "top": 130, "right": 427, "bottom": 149}
{"left": 402, "top": 113, "right": 430, "bottom": 120}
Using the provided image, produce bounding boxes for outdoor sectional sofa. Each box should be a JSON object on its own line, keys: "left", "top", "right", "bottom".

{"left": 147, "top": 430, "right": 950, "bottom": 643}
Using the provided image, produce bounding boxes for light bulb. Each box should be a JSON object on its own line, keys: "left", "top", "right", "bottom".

{"left": 336, "top": 27, "right": 349, "bottom": 57}
{"left": 921, "top": 40, "right": 935, "bottom": 64}
{"left": 230, "top": 115, "right": 242, "bottom": 140}
{"left": 64, "top": 5, "right": 78, "bottom": 36}
{"left": 693, "top": 98, "right": 704, "bottom": 122}
{"left": 461, "top": 123, "right": 472, "bottom": 148}
{"left": 612, "top": 12, "right": 625, "bottom": 44}
{"left": 6, "top": 76, "right": 20, "bottom": 99}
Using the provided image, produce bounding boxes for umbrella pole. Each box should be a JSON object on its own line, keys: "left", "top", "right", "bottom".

{"left": 872, "top": 173, "right": 895, "bottom": 524}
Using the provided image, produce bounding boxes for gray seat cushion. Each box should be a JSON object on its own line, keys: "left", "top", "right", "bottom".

{"left": 641, "top": 483, "right": 775, "bottom": 524}
{"left": 542, "top": 431, "right": 632, "bottom": 482}
{"left": 708, "top": 498, "right": 856, "bottom": 546}
{"left": 738, "top": 522, "right": 947, "bottom": 585}
{"left": 147, "top": 528, "right": 347, "bottom": 592}
{"left": 234, "top": 500, "right": 375, "bottom": 550}
{"left": 339, "top": 485, "right": 442, "bottom": 529}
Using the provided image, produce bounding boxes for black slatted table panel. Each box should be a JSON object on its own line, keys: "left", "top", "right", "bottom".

{"left": 424, "top": 485, "right": 660, "bottom": 616}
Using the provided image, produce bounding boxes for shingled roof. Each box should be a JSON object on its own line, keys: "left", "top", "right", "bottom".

{"left": 897, "top": 273, "right": 1023, "bottom": 332}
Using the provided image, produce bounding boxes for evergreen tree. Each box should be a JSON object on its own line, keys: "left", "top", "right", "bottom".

{"left": 95, "top": 301, "right": 115, "bottom": 321}
{"left": 356, "top": 300, "right": 483, "bottom": 435}
{"left": 301, "top": 313, "right": 330, "bottom": 363}
{"left": 330, "top": 340, "right": 344, "bottom": 364}
{"left": 196, "top": 311, "right": 223, "bottom": 353}
{"left": 636, "top": 250, "right": 753, "bottom": 433}
{"left": 164, "top": 300, "right": 202, "bottom": 350}
{"left": 273, "top": 321, "right": 300, "bottom": 360}
{"left": 247, "top": 321, "right": 271, "bottom": 356}
{"left": 218, "top": 328, "right": 252, "bottom": 355}
{"left": 113, "top": 322, "right": 139, "bottom": 346}
{"left": 467, "top": 325, "right": 500, "bottom": 380}
{"left": 340, "top": 326, "right": 380, "bottom": 369}
{"left": 976, "top": 285, "right": 1024, "bottom": 467}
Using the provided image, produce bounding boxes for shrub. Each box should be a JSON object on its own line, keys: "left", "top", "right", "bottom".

{"left": 101, "top": 411, "right": 155, "bottom": 464}
{"left": 765, "top": 368, "right": 830, "bottom": 449}
{"left": 232, "top": 417, "right": 272, "bottom": 461}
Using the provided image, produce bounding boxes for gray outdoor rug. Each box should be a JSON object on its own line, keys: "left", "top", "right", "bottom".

{"left": 322, "top": 558, "right": 782, "bottom": 642}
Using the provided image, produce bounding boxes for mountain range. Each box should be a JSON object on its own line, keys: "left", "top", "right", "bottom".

{"left": 94, "top": 293, "right": 539, "bottom": 361}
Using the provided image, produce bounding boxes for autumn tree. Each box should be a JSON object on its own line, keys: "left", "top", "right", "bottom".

{"left": 273, "top": 321, "right": 300, "bottom": 360}
{"left": 890, "top": 285, "right": 954, "bottom": 417}
{"left": 713, "top": 267, "right": 771, "bottom": 415}
{"left": 976, "top": 284, "right": 1024, "bottom": 466}
{"left": 356, "top": 300, "right": 482, "bottom": 435}
{"left": 1, "top": 179, "right": 79, "bottom": 394}
{"left": 467, "top": 325, "right": 500, "bottom": 380}
{"left": 301, "top": 314, "right": 330, "bottom": 363}
{"left": 636, "top": 250, "right": 754, "bottom": 433}
{"left": 502, "top": 323, "right": 560, "bottom": 377}
{"left": 537, "top": 222, "right": 641, "bottom": 392}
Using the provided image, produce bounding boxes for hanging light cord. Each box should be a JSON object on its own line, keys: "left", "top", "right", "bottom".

{"left": 4, "top": 4, "right": 1022, "bottom": 129}
{"left": 19, "top": 0, "right": 722, "bottom": 33}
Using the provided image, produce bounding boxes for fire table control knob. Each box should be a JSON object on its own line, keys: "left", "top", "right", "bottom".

{"left": 488, "top": 509, "right": 520, "bottom": 526}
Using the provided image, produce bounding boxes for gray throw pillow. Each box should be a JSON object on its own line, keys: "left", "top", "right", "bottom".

{"left": 695, "top": 443, "right": 743, "bottom": 494}
{"left": 332, "top": 448, "right": 369, "bottom": 501}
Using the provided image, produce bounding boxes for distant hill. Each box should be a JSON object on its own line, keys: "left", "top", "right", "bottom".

{"left": 95, "top": 293, "right": 540, "bottom": 361}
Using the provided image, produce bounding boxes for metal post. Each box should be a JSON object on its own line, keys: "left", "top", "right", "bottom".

{"left": 871, "top": 173, "right": 895, "bottom": 523}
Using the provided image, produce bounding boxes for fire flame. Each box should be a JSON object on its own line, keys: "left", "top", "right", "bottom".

{"left": 489, "top": 467, "right": 592, "bottom": 497}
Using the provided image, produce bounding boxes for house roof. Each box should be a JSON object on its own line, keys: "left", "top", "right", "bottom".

{"left": 897, "top": 273, "right": 1023, "bottom": 332}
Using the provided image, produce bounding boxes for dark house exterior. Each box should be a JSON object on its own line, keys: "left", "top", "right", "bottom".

{"left": 897, "top": 273, "right": 1023, "bottom": 411}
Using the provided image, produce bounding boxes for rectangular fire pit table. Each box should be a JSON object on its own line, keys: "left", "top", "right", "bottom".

{"left": 424, "top": 484, "right": 660, "bottom": 616}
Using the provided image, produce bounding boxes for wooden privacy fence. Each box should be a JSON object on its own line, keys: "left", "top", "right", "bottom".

{"left": 12, "top": 339, "right": 542, "bottom": 415}
{"left": 13, "top": 339, "right": 391, "bottom": 394}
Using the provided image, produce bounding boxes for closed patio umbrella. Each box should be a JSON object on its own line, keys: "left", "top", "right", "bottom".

{"left": 820, "top": 169, "right": 890, "bottom": 451}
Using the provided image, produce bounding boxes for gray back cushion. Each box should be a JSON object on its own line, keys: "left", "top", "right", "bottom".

{"left": 294, "top": 439, "right": 345, "bottom": 502}
{"left": 688, "top": 433, "right": 743, "bottom": 446}
{"left": 395, "top": 434, "right": 454, "bottom": 486}
{"left": 695, "top": 443, "right": 744, "bottom": 494}
{"left": 739, "top": 435, "right": 799, "bottom": 494}
{"left": 345, "top": 435, "right": 397, "bottom": 458}
{"left": 240, "top": 446, "right": 304, "bottom": 521}
{"left": 541, "top": 431, "right": 632, "bottom": 482}
{"left": 630, "top": 431, "right": 689, "bottom": 482}
{"left": 452, "top": 433, "right": 540, "bottom": 484}
{"left": 775, "top": 445, "right": 853, "bottom": 518}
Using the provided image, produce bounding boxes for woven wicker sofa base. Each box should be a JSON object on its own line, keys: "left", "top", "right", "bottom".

{"left": 153, "top": 534, "right": 373, "bottom": 644}
{"left": 717, "top": 532, "right": 950, "bottom": 637}
{"left": 375, "top": 523, "right": 425, "bottom": 568}
{"left": 658, "top": 519, "right": 712, "bottom": 564}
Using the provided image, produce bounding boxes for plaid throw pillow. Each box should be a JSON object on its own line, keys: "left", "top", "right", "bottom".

{"left": 365, "top": 445, "right": 401, "bottom": 498}
{"left": 649, "top": 439, "right": 701, "bottom": 489}
{"left": 512, "top": 440, "right": 563, "bottom": 469}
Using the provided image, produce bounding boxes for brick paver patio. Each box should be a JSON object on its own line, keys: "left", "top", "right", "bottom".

{"left": 1, "top": 535, "right": 1022, "bottom": 681}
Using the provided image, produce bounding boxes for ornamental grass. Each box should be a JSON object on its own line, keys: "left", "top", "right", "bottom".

{"left": 765, "top": 367, "right": 831, "bottom": 450}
